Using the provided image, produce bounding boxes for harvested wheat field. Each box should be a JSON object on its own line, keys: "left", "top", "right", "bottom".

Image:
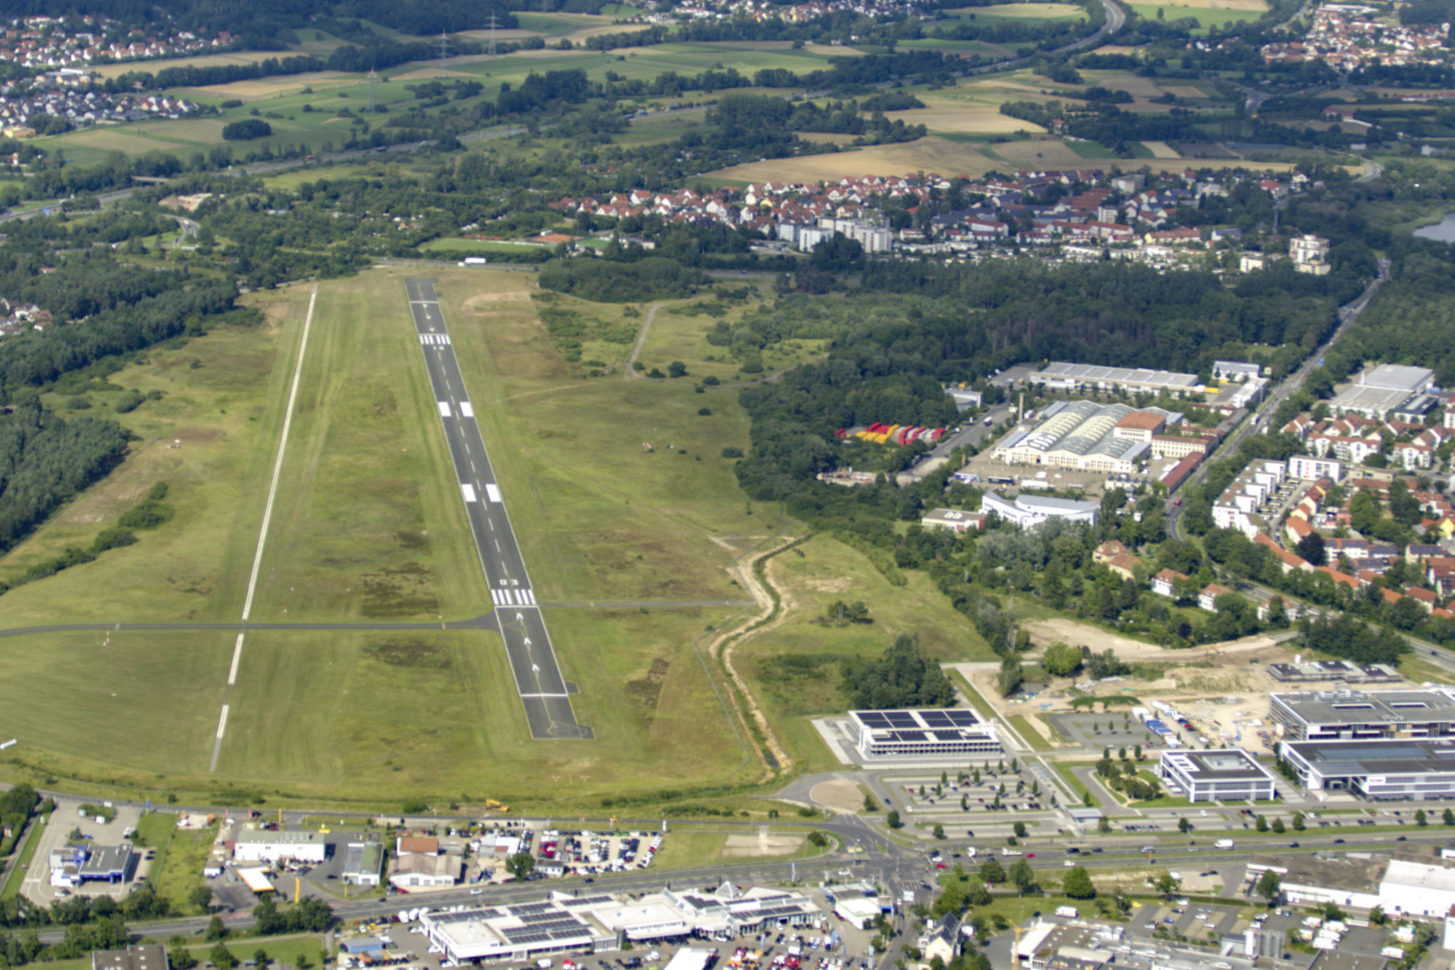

{"left": 188, "top": 72, "right": 354, "bottom": 100}
{"left": 886, "top": 103, "right": 1048, "bottom": 134}
{"left": 1141, "top": 140, "right": 1181, "bottom": 158}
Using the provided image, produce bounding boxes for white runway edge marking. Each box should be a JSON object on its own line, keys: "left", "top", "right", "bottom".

{"left": 209, "top": 284, "right": 318, "bottom": 772}
{"left": 485, "top": 483, "right": 502, "bottom": 503}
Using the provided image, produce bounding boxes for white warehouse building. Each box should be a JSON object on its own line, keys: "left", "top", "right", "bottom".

{"left": 233, "top": 830, "right": 328, "bottom": 865}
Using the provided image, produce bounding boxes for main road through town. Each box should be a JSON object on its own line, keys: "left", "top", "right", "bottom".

{"left": 404, "top": 277, "right": 590, "bottom": 740}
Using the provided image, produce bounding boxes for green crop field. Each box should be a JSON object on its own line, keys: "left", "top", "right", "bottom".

{"left": 0, "top": 267, "right": 801, "bottom": 809}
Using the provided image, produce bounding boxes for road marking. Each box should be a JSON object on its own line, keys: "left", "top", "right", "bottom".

{"left": 487, "top": 519, "right": 494, "bottom": 531}
{"left": 521, "top": 589, "right": 536, "bottom": 605}
{"left": 210, "top": 284, "right": 318, "bottom": 772}
{"left": 485, "top": 483, "right": 502, "bottom": 503}
{"left": 461, "top": 483, "right": 478, "bottom": 503}
{"left": 460, "top": 402, "right": 475, "bottom": 418}
{"left": 520, "top": 693, "right": 570, "bottom": 698}
{"left": 438, "top": 401, "right": 451, "bottom": 418}
{"left": 493, "top": 538, "right": 502, "bottom": 551}
{"left": 491, "top": 589, "right": 508, "bottom": 606}
{"left": 420, "top": 333, "right": 451, "bottom": 346}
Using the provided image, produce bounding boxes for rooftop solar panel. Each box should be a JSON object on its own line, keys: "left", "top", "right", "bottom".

{"left": 856, "top": 712, "right": 891, "bottom": 727}
{"left": 885, "top": 712, "right": 918, "bottom": 727}
{"left": 920, "top": 711, "right": 953, "bottom": 727}
{"left": 946, "top": 710, "right": 980, "bottom": 726}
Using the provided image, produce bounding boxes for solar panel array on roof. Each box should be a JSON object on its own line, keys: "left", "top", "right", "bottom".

{"left": 570, "top": 895, "right": 614, "bottom": 907}
{"left": 920, "top": 711, "right": 952, "bottom": 727}
{"left": 885, "top": 712, "right": 917, "bottom": 727}
{"left": 946, "top": 711, "right": 979, "bottom": 726}
{"left": 857, "top": 712, "right": 891, "bottom": 727}
{"left": 514, "top": 902, "right": 554, "bottom": 916}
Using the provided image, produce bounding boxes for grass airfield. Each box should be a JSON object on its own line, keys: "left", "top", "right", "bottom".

{"left": 0, "top": 267, "right": 779, "bottom": 809}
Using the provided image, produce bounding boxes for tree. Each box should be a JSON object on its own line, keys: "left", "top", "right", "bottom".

{"left": 1443, "top": 808, "right": 1454, "bottom": 826}
{"left": 1154, "top": 872, "right": 1180, "bottom": 897}
{"left": 863, "top": 793, "right": 879, "bottom": 813}
{"left": 1292, "top": 812, "right": 1305, "bottom": 831}
{"left": 887, "top": 810, "right": 902, "bottom": 829}
{"left": 807, "top": 831, "right": 829, "bottom": 848}
{"left": 205, "top": 916, "right": 228, "bottom": 942}
{"left": 1255, "top": 814, "right": 1268, "bottom": 832}
{"left": 1178, "top": 817, "right": 1192, "bottom": 834}
{"left": 1008, "top": 859, "right": 1036, "bottom": 896}
{"left": 1062, "top": 865, "right": 1096, "bottom": 900}
{"left": 209, "top": 943, "right": 238, "bottom": 970}
{"left": 189, "top": 885, "right": 214, "bottom": 913}
{"left": 978, "top": 858, "right": 1006, "bottom": 884}
{"left": 1272, "top": 818, "right": 1285, "bottom": 833}
{"left": 1255, "top": 870, "right": 1281, "bottom": 904}
{"left": 1296, "top": 532, "right": 1327, "bottom": 566}
{"left": 1416, "top": 808, "right": 1428, "bottom": 826}
{"left": 932, "top": 824, "right": 945, "bottom": 840}
{"left": 1013, "top": 821, "right": 1027, "bottom": 838}
{"left": 170, "top": 950, "right": 198, "bottom": 970}
{"left": 1042, "top": 642, "right": 1083, "bottom": 677}
{"left": 506, "top": 851, "right": 535, "bottom": 881}
{"left": 668, "top": 360, "right": 688, "bottom": 378}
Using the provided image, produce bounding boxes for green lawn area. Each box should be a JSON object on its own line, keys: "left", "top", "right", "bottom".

{"left": 1052, "top": 762, "right": 1097, "bottom": 808}
{"left": 420, "top": 237, "right": 552, "bottom": 254}
{"left": 1008, "top": 714, "right": 1053, "bottom": 752}
{"left": 947, "top": 669, "right": 997, "bottom": 720}
{"left": 0, "top": 813, "right": 45, "bottom": 900}
{"left": 152, "top": 822, "right": 219, "bottom": 914}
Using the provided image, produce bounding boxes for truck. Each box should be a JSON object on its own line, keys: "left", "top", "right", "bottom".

{"left": 1214, "top": 839, "right": 1235, "bottom": 849}
{"left": 458, "top": 257, "right": 488, "bottom": 267}
{"left": 982, "top": 416, "right": 993, "bottom": 426}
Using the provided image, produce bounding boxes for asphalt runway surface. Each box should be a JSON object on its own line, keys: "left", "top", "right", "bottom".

{"left": 405, "top": 277, "right": 590, "bottom": 740}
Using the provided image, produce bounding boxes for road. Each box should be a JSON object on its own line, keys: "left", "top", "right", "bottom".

{"left": 897, "top": 406, "right": 1015, "bottom": 483}
{"left": 1167, "top": 257, "right": 1391, "bottom": 539}
{"left": 404, "top": 277, "right": 590, "bottom": 741}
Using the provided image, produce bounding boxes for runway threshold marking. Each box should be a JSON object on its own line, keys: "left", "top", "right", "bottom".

{"left": 438, "top": 401, "right": 451, "bottom": 418}
{"left": 485, "top": 483, "right": 502, "bottom": 503}
{"left": 461, "top": 483, "right": 478, "bottom": 503}
{"left": 209, "top": 283, "right": 318, "bottom": 772}
{"left": 460, "top": 402, "right": 475, "bottom": 418}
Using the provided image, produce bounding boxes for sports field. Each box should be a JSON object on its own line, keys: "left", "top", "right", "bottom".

{"left": 0, "top": 267, "right": 785, "bottom": 808}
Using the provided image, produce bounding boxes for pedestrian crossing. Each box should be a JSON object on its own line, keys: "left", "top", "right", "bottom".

{"left": 491, "top": 587, "right": 536, "bottom": 606}
{"left": 420, "top": 332, "right": 451, "bottom": 346}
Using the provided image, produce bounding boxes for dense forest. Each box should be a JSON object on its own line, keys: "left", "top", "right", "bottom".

{"left": 0, "top": 401, "right": 130, "bottom": 555}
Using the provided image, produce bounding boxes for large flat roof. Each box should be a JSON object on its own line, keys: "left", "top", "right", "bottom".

{"left": 1034, "top": 361, "right": 1199, "bottom": 389}
{"left": 849, "top": 709, "right": 993, "bottom": 746}
{"left": 1160, "top": 749, "right": 1275, "bottom": 782}
{"left": 1359, "top": 363, "right": 1435, "bottom": 391}
{"left": 1272, "top": 688, "right": 1455, "bottom": 725}
{"left": 1283, "top": 738, "right": 1455, "bottom": 776}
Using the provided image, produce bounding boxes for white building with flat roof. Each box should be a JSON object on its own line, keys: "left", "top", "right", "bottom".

{"left": 232, "top": 830, "right": 327, "bottom": 865}
{"left": 980, "top": 492, "right": 1099, "bottom": 530}
{"left": 846, "top": 709, "right": 1000, "bottom": 760}
{"left": 1158, "top": 749, "right": 1278, "bottom": 802}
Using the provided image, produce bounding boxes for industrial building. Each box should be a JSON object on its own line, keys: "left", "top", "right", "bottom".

{"left": 342, "top": 841, "right": 384, "bottom": 887}
{"left": 1329, "top": 364, "right": 1439, "bottom": 420}
{"left": 49, "top": 843, "right": 134, "bottom": 888}
{"left": 421, "top": 883, "right": 821, "bottom": 964}
{"left": 1279, "top": 738, "right": 1455, "bottom": 800}
{"left": 990, "top": 400, "right": 1170, "bottom": 474}
{"left": 1269, "top": 688, "right": 1455, "bottom": 742}
{"left": 92, "top": 946, "right": 169, "bottom": 970}
{"left": 1249, "top": 852, "right": 1455, "bottom": 918}
{"left": 920, "top": 508, "right": 984, "bottom": 533}
{"left": 1266, "top": 659, "right": 1401, "bottom": 684}
{"left": 979, "top": 492, "right": 1099, "bottom": 530}
{"left": 1024, "top": 361, "right": 1201, "bottom": 396}
{"left": 233, "top": 829, "right": 328, "bottom": 865}
{"left": 845, "top": 709, "right": 1000, "bottom": 760}
{"left": 1157, "top": 749, "right": 1279, "bottom": 803}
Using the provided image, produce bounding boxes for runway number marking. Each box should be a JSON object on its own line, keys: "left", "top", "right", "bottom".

{"left": 461, "top": 483, "right": 478, "bottom": 503}
{"left": 485, "top": 483, "right": 503, "bottom": 503}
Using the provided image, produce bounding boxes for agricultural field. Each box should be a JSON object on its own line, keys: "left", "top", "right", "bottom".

{"left": 0, "top": 266, "right": 801, "bottom": 808}
{"left": 1126, "top": 0, "right": 1268, "bottom": 28}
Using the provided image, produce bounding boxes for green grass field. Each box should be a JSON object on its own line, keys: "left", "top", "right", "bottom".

{"left": 1127, "top": 2, "right": 1264, "bottom": 27}
{"left": 0, "top": 814, "right": 44, "bottom": 900}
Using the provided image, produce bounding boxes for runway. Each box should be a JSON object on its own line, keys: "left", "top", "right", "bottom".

{"left": 405, "top": 278, "right": 590, "bottom": 740}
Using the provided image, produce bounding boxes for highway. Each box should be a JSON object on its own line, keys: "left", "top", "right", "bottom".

{"left": 404, "top": 278, "right": 590, "bottom": 740}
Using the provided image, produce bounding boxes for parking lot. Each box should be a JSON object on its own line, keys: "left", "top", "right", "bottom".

{"left": 337, "top": 890, "right": 879, "bottom": 970}
{"left": 20, "top": 797, "right": 149, "bottom": 905}
{"left": 1043, "top": 712, "right": 1159, "bottom": 750}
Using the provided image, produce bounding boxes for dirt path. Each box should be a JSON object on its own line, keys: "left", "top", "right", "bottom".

{"left": 1024, "top": 618, "right": 1296, "bottom": 661}
{"left": 623, "top": 303, "right": 662, "bottom": 379}
{"left": 702, "top": 535, "right": 803, "bottom": 776}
